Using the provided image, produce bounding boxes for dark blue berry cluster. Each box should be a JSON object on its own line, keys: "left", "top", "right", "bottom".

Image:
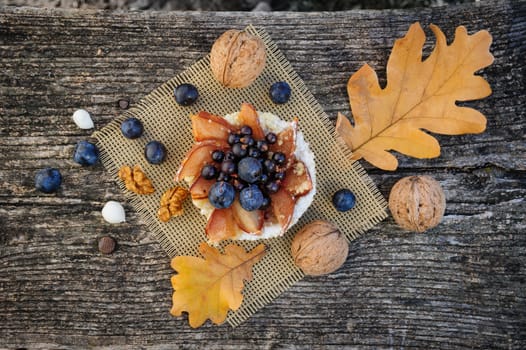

{"left": 206, "top": 125, "right": 286, "bottom": 211}
{"left": 118, "top": 82, "right": 201, "bottom": 164}
{"left": 120, "top": 117, "right": 166, "bottom": 165}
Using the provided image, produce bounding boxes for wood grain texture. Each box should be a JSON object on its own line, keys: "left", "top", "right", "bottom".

{"left": 1, "top": 1, "right": 525, "bottom": 348}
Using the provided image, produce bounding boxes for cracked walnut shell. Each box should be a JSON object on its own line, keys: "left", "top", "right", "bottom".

{"left": 210, "top": 29, "right": 266, "bottom": 88}
{"left": 291, "top": 221, "right": 349, "bottom": 276}
{"left": 389, "top": 175, "right": 446, "bottom": 232}
{"left": 118, "top": 165, "right": 155, "bottom": 195}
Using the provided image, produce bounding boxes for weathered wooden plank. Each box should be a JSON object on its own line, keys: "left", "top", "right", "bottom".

{"left": 1, "top": 1, "right": 525, "bottom": 349}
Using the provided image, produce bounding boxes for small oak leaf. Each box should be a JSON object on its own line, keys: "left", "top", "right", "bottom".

{"left": 170, "top": 242, "right": 266, "bottom": 328}
{"left": 337, "top": 22, "right": 494, "bottom": 170}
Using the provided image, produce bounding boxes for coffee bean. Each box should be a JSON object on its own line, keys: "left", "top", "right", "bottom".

{"left": 118, "top": 98, "right": 130, "bottom": 110}
{"left": 98, "top": 236, "right": 116, "bottom": 254}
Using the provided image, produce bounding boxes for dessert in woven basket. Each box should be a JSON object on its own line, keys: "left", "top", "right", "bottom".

{"left": 176, "top": 103, "right": 316, "bottom": 243}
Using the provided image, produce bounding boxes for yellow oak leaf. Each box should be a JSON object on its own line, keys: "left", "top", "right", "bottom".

{"left": 170, "top": 242, "right": 266, "bottom": 328}
{"left": 336, "top": 22, "right": 494, "bottom": 171}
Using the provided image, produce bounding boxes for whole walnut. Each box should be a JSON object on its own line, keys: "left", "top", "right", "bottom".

{"left": 210, "top": 29, "right": 266, "bottom": 88}
{"left": 389, "top": 175, "right": 446, "bottom": 232}
{"left": 291, "top": 221, "right": 349, "bottom": 276}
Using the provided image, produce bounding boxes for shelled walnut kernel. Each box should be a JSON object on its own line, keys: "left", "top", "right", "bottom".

{"left": 158, "top": 186, "right": 189, "bottom": 222}
{"left": 118, "top": 165, "right": 155, "bottom": 195}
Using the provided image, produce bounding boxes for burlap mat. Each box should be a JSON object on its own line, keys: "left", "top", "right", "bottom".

{"left": 93, "top": 25, "right": 387, "bottom": 327}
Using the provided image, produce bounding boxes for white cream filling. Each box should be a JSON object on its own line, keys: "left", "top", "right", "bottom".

{"left": 193, "top": 111, "right": 316, "bottom": 240}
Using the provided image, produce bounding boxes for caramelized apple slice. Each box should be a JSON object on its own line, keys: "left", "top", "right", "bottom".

{"left": 175, "top": 140, "right": 228, "bottom": 183}
{"left": 232, "top": 199, "right": 264, "bottom": 234}
{"left": 205, "top": 207, "right": 239, "bottom": 243}
{"left": 189, "top": 176, "right": 216, "bottom": 199}
{"left": 238, "top": 103, "right": 265, "bottom": 139}
{"left": 269, "top": 119, "right": 297, "bottom": 163}
{"left": 282, "top": 160, "right": 313, "bottom": 197}
{"left": 191, "top": 111, "right": 235, "bottom": 142}
{"left": 269, "top": 189, "right": 295, "bottom": 232}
